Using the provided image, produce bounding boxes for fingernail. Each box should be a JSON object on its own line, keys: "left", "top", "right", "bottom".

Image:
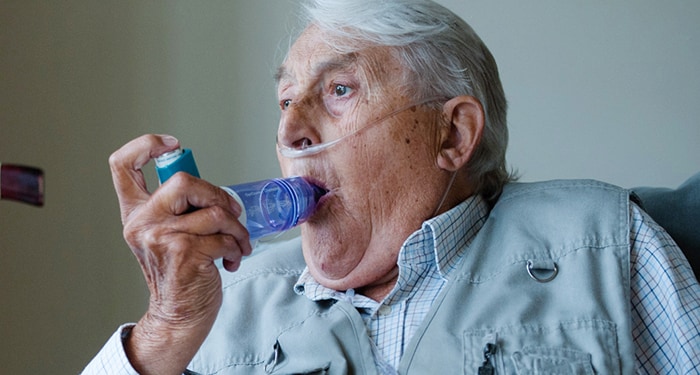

{"left": 161, "top": 135, "right": 179, "bottom": 147}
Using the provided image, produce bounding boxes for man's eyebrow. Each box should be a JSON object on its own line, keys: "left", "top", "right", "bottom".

{"left": 274, "top": 66, "right": 291, "bottom": 85}
{"left": 274, "top": 53, "right": 359, "bottom": 85}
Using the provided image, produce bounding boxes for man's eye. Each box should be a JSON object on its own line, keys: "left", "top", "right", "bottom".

{"left": 334, "top": 84, "right": 350, "bottom": 97}
{"left": 280, "top": 99, "right": 292, "bottom": 110}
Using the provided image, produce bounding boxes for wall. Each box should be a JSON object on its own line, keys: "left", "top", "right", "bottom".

{"left": 0, "top": 1, "right": 294, "bottom": 372}
{"left": 0, "top": 1, "right": 697, "bottom": 372}
{"left": 445, "top": 0, "right": 700, "bottom": 187}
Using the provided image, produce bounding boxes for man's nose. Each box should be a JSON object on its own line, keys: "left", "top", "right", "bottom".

{"left": 277, "top": 100, "right": 322, "bottom": 150}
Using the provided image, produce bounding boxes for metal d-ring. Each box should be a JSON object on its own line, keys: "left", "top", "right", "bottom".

{"left": 526, "top": 259, "right": 558, "bottom": 283}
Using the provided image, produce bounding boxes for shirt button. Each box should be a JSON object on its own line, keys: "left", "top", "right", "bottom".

{"left": 377, "top": 305, "right": 392, "bottom": 316}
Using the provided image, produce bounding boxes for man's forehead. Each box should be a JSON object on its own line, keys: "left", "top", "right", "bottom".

{"left": 275, "top": 52, "right": 359, "bottom": 85}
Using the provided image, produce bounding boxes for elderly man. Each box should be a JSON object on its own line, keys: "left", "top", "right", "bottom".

{"left": 84, "top": 0, "right": 699, "bottom": 374}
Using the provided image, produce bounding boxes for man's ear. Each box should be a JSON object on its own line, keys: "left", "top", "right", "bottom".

{"left": 436, "top": 95, "right": 484, "bottom": 171}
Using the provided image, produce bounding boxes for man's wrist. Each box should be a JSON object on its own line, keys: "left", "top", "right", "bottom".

{"left": 121, "top": 323, "right": 200, "bottom": 375}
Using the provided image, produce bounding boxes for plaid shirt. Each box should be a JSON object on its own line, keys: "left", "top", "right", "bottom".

{"left": 83, "top": 196, "right": 700, "bottom": 374}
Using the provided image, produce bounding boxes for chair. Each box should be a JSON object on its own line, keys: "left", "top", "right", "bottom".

{"left": 633, "top": 171, "right": 700, "bottom": 280}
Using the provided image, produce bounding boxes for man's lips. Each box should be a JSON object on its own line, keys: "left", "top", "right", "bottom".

{"left": 301, "top": 175, "right": 331, "bottom": 206}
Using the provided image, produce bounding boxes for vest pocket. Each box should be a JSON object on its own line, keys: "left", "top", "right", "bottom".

{"left": 274, "top": 365, "right": 330, "bottom": 375}
{"left": 264, "top": 339, "right": 332, "bottom": 374}
{"left": 463, "top": 319, "right": 620, "bottom": 375}
{"left": 511, "top": 346, "right": 594, "bottom": 374}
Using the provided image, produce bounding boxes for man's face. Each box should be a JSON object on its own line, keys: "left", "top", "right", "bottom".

{"left": 275, "top": 25, "right": 449, "bottom": 295}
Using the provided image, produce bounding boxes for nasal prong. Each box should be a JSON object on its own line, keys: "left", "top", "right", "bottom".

{"left": 276, "top": 135, "right": 311, "bottom": 151}
{"left": 298, "top": 138, "right": 312, "bottom": 149}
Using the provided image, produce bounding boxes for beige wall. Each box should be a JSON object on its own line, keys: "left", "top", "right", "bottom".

{"left": 1, "top": 1, "right": 698, "bottom": 372}
{"left": 0, "top": 1, "right": 294, "bottom": 372}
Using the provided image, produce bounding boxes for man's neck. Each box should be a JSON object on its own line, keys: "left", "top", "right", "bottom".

{"left": 356, "top": 269, "right": 399, "bottom": 302}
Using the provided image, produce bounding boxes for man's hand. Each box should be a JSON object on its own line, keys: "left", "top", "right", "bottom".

{"left": 109, "top": 134, "right": 252, "bottom": 374}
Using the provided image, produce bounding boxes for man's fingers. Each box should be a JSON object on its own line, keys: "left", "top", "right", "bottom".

{"left": 153, "top": 173, "right": 243, "bottom": 217}
{"left": 151, "top": 175, "right": 253, "bottom": 257}
{"left": 109, "top": 134, "right": 180, "bottom": 220}
{"left": 162, "top": 230, "right": 249, "bottom": 268}
{"left": 164, "top": 192, "right": 253, "bottom": 257}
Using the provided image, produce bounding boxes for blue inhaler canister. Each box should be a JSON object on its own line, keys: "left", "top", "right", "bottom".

{"left": 154, "top": 148, "right": 200, "bottom": 181}
{"left": 154, "top": 148, "right": 324, "bottom": 240}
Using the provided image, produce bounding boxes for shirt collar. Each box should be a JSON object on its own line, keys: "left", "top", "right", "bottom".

{"left": 294, "top": 195, "right": 490, "bottom": 300}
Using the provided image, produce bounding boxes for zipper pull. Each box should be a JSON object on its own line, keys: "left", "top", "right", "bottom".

{"left": 264, "top": 341, "right": 282, "bottom": 374}
{"left": 477, "top": 342, "right": 497, "bottom": 375}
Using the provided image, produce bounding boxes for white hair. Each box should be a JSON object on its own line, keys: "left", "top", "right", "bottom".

{"left": 297, "top": 0, "right": 515, "bottom": 201}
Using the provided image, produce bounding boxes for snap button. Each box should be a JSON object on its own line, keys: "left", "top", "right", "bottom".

{"left": 377, "top": 304, "right": 392, "bottom": 316}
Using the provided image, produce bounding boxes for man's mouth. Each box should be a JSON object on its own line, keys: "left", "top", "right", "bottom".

{"left": 312, "top": 184, "right": 328, "bottom": 203}
{"left": 301, "top": 175, "right": 330, "bottom": 205}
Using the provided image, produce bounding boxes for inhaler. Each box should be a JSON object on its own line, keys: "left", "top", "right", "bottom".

{"left": 154, "top": 148, "right": 325, "bottom": 240}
